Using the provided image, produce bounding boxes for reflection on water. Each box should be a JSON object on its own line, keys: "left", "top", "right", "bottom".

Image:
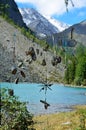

{"left": 1, "top": 83, "right": 86, "bottom": 115}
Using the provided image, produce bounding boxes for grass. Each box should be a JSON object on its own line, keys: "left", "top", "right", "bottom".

{"left": 33, "top": 105, "right": 86, "bottom": 130}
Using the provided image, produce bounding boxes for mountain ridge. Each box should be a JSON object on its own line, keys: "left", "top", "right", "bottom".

{"left": 19, "top": 8, "right": 59, "bottom": 38}
{"left": 43, "top": 15, "right": 69, "bottom": 32}
{"left": 19, "top": 8, "right": 69, "bottom": 38}
{"left": 46, "top": 20, "right": 86, "bottom": 46}
{"left": 0, "top": 0, "right": 27, "bottom": 29}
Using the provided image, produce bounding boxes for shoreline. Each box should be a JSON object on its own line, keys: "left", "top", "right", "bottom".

{"left": 54, "top": 82, "right": 86, "bottom": 88}
{"left": 33, "top": 105, "right": 86, "bottom": 130}
{"left": 33, "top": 104, "right": 86, "bottom": 117}
{"left": 64, "top": 83, "right": 86, "bottom": 88}
{"left": 1, "top": 82, "right": 86, "bottom": 88}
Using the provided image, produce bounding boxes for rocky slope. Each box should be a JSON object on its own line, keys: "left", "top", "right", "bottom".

{"left": 0, "top": 17, "right": 65, "bottom": 83}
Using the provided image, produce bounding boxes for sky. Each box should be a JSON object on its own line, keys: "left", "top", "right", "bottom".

{"left": 15, "top": 0, "right": 86, "bottom": 25}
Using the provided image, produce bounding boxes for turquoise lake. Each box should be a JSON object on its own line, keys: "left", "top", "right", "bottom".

{"left": 1, "top": 83, "right": 86, "bottom": 115}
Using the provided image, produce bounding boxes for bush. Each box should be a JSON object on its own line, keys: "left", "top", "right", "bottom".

{"left": 76, "top": 109, "right": 86, "bottom": 130}
{"left": 1, "top": 88, "right": 35, "bottom": 130}
{"left": 82, "top": 79, "right": 86, "bottom": 86}
{"left": 74, "top": 77, "right": 82, "bottom": 86}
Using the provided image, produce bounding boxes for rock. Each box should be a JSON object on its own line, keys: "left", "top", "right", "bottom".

{"left": 62, "top": 121, "right": 71, "bottom": 125}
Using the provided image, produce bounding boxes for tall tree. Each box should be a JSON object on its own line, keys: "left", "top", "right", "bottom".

{"left": 75, "top": 56, "right": 86, "bottom": 85}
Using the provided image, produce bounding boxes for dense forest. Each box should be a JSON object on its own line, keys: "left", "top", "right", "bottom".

{"left": 65, "top": 44, "right": 86, "bottom": 86}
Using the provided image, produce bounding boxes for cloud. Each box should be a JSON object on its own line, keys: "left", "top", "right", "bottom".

{"left": 78, "top": 12, "right": 86, "bottom": 17}
{"left": 15, "top": 0, "right": 86, "bottom": 16}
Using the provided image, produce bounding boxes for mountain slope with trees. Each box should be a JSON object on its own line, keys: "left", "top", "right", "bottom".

{"left": 46, "top": 20, "right": 86, "bottom": 46}
{"left": 0, "top": 0, "right": 86, "bottom": 87}
{"left": 0, "top": 0, "right": 27, "bottom": 28}
{"left": 64, "top": 44, "right": 86, "bottom": 86}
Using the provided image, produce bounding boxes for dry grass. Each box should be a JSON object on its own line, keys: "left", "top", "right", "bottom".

{"left": 33, "top": 105, "right": 86, "bottom": 130}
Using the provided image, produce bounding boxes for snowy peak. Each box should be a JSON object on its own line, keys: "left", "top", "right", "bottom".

{"left": 19, "top": 8, "right": 59, "bottom": 38}
{"left": 44, "top": 15, "right": 69, "bottom": 32}
{"left": 19, "top": 8, "right": 41, "bottom": 25}
{"left": 19, "top": 8, "right": 69, "bottom": 38}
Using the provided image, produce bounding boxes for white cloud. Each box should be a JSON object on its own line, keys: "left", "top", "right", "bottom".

{"left": 15, "top": 0, "right": 86, "bottom": 16}
{"left": 73, "top": 0, "right": 86, "bottom": 8}
{"left": 78, "top": 12, "right": 86, "bottom": 17}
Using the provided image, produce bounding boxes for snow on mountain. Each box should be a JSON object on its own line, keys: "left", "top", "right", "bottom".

{"left": 44, "top": 15, "right": 69, "bottom": 32}
{"left": 19, "top": 8, "right": 37, "bottom": 25}
{"left": 19, "top": 8, "right": 69, "bottom": 38}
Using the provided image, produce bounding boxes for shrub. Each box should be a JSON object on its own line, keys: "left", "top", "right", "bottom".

{"left": 74, "top": 77, "right": 82, "bottom": 86}
{"left": 1, "top": 88, "right": 35, "bottom": 130}
{"left": 76, "top": 109, "right": 86, "bottom": 130}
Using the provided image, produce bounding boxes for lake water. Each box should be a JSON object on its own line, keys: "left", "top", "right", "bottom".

{"left": 1, "top": 83, "right": 86, "bottom": 115}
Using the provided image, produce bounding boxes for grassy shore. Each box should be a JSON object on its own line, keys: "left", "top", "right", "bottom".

{"left": 32, "top": 105, "right": 86, "bottom": 130}
{"left": 64, "top": 84, "right": 86, "bottom": 88}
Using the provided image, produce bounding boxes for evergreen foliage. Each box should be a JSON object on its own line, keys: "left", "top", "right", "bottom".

{"left": 75, "top": 56, "right": 86, "bottom": 85}
{"left": 65, "top": 44, "right": 86, "bottom": 86}
{"left": 0, "top": 3, "right": 9, "bottom": 16}
{"left": 76, "top": 109, "right": 86, "bottom": 130}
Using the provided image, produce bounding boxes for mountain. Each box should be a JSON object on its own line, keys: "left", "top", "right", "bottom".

{"left": 0, "top": 16, "right": 65, "bottom": 83}
{"left": 19, "top": 8, "right": 68, "bottom": 38}
{"left": 62, "top": 20, "right": 86, "bottom": 35}
{"left": 60, "top": 20, "right": 86, "bottom": 46}
{"left": 0, "top": 0, "right": 27, "bottom": 28}
{"left": 1, "top": 0, "right": 85, "bottom": 83}
{"left": 44, "top": 15, "right": 69, "bottom": 32}
{"left": 0, "top": 0, "right": 65, "bottom": 83}
{"left": 46, "top": 20, "right": 86, "bottom": 46}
